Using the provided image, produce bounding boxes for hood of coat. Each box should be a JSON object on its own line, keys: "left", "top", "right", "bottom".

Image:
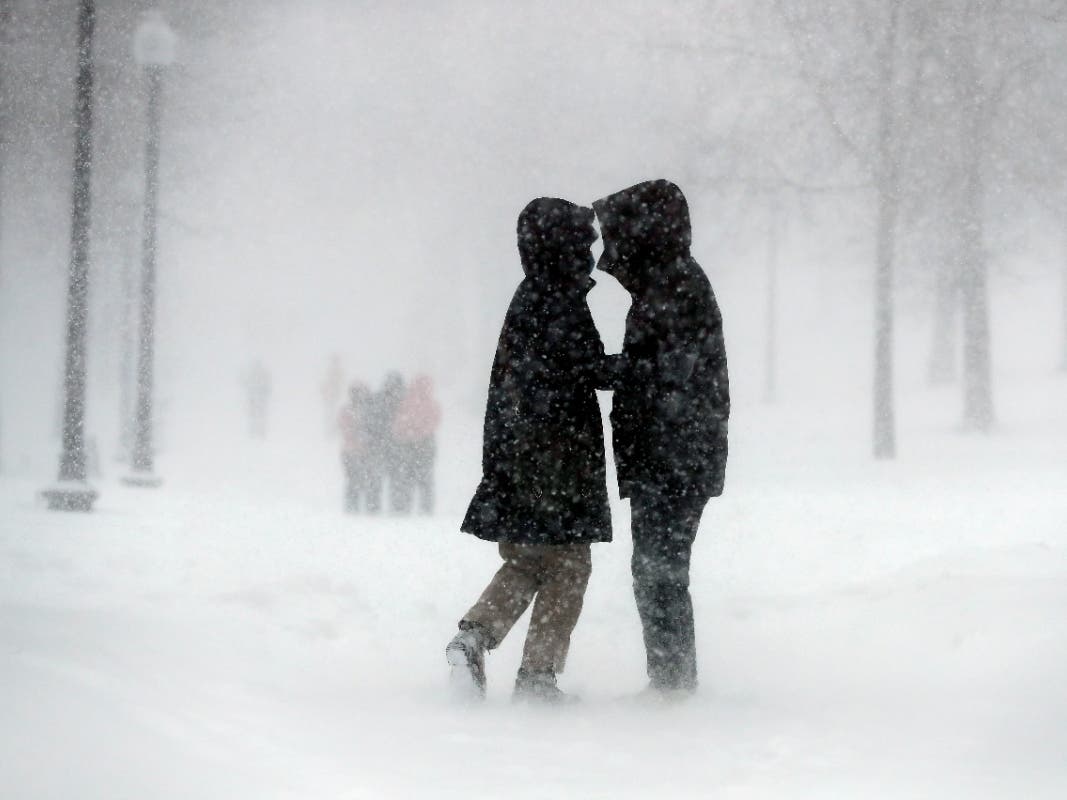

{"left": 592, "top": 179, "right": 692, "bottom": 293}
{"left": 517, "top": 198, "right": 597, "bottom": 287}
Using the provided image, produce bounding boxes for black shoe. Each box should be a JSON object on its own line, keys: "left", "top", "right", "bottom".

{"left": 512, "top": 668, "right": 578, "bottom": 705}
{"left": 446, "top": 626, "right": 488, "bottom": 701}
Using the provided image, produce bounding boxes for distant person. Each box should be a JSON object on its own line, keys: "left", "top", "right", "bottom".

{"left": 391, "top": 374, "right": 442, "bottom": 514}
{"left": 338, "top": 382, "right": 371, "bottom": 513}
{"left": 446, "top": 198, "right": 615, "bottom": 704}
{"left": 364, "top": 372, "right": 405, "bottom": 513}
{"left": 593, "top": 180, "right": 730, "bottom": 699}
{"left": 321, "top": 354, "right": 344, "bottom": 437}
{"left": 243, "top": 359, "right": 272, "bottom": 439}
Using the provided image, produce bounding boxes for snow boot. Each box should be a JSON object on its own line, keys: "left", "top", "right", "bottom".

{"left": 446, "top": 624, "right": 488, "bottom": 701}
{"left": 512, "top": 668, "right": 578, "bottom": 705}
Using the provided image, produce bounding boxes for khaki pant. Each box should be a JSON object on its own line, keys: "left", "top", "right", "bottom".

{"left": 462, "top": 542, "right": 592, "bottom": 674}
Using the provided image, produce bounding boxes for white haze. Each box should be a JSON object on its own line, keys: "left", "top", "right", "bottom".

{"left": 1, "top": 1, "right": 1065, "bottom": 798}
{"left": 3, "top": 0, "right": 730, "bottom": 472}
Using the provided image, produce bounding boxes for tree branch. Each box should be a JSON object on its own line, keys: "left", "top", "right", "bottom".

{"left": 772, "top": 0, "right": 870, "bottom": 172}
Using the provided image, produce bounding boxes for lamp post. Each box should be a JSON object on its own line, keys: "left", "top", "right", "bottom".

{"left": 116, "top": 171, "right": 140, "bottom": 464}
{"left": 42, "top": 0, "right": 98, "bottom": 512}
{"left": 123, "top": 10, "right": 175, "bottom": 488}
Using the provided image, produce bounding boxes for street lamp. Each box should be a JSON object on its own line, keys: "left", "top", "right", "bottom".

{"left": 116, "top": 170, "right": 141, "bottom": 464}
{"left": 123, "top": 10, "right": 175, "bottom": 488}
{"left": 42, "top": 0, "right": 98, "bottom": 512}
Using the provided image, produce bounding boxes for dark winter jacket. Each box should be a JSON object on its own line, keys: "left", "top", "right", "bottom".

{"left": 593, "top": 180, "right": 729, "bottom": 500}
{"left": 365, "top": 373, "right": 404, "bottom": 467}
{"left": 461, "top": 198, "right": 613, "bottom": 545}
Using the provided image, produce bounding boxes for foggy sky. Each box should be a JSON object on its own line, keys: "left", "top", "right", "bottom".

{"left": 1, "top": 0, "right": 1064, "bottom": 478}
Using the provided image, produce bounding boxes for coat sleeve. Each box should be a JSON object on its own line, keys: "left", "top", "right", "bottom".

{"left": 539, "top": 297, "right": 614, "bottom": 391}
{"left": 592, "top": 353, "right": 628, "bottom": 390}
{"left": 706, "top": 299, "right": 729, "bottom": 496}
{"left": 690, "top": 286, "right": 729, "bottom": 422}
{"left": 649, "top": 285, "right": 702, "bottom": 410}
{"left": 650, "top": 275, "right": 730, "bottom": 424}
{"left": 706, "top": 299, "right": 730, "bottom": 423}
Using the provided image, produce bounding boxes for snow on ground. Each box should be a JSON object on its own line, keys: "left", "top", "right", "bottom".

{"left": 4, "top": 370, "right": 1065, "bottom": 800}
{"left": 3, "top": 282, "right": 1067, "bottom": 800}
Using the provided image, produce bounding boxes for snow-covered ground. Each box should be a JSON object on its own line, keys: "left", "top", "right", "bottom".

{"left": 3, "top": 358, "right": 1065, "bottom": 799}
{"left": 3, "top": 259, "right": 1065, "bottom": 800}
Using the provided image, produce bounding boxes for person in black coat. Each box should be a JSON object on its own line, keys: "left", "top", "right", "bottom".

{"left": 363, "top": 372, "right": 404, "bottom": 513}
{"left": 447, "top": 197, "right": 614, "bottom": 703}
{"left": 593, "top": 179, "right": 729, "bottom": 696}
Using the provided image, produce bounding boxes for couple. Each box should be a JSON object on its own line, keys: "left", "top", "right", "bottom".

{"left": 447, "top": 179, "right": 730, "bottom": 703}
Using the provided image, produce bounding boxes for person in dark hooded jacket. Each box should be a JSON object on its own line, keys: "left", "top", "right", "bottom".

{"left": 338, "top": 381, "right": 371, "bottom": 513}
{"left": 593, "top": 179, "right": 729, "bottom": 697}
{"left": 446, "top": 197, "right": 614, "bottom": 704}
{"left": 363, "top": 372, "right": 404, "bottom": 513}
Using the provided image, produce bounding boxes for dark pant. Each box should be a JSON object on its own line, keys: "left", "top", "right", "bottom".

{"left": 411, "top": 439, "right": 435, "bottom": 514}
{"left": 342, "top": 452, "right": 375, "bottom": 513}
{"left": 365, "top": 440, "right": 389, "bottom": 513}
{"left": 630, "top": 488, "right": 707, "bottom": 691}
{"left": 391, "top": 439, "right": 436, "bottom": 514}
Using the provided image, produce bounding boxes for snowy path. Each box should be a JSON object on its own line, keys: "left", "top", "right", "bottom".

{"left": 3, "top": 396, "right": 1066, "bottom": 798}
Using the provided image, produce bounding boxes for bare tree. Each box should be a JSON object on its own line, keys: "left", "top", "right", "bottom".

{"left": 773, "top": 0, "right": 921, "bottom": 458}
{"left": 915, "top": 0, "right": 1067, "bottom": 428}
{"left": 1062, "top": 223, "right": 1067, "bottom": 370}
{"left": 0, "top": 0, "right": 23, "bottom": 472}
{"left": 927, "top": 240, "right": 961, "bottom": 386}
{"left": 773, "top": 0, "right": 1067, "bottom": 438}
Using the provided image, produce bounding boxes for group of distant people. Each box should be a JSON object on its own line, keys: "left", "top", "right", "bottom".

{"left": 237, "top": 356, "right": 441, "bottom": 516}
{"left": 337, "top": 372, "right": 442, "bottom": 515}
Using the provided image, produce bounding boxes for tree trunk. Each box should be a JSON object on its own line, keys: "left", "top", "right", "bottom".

{"left": 118, "top": 225, "right": 136, "bottom": 460}
{"left": 957, "top": 11, "right": 994, "bottom": 433}
{"left": 959, "top": 174, "right": 993, "bottom": 431}
{"left": 873, "top": 182, "right": 897, "bottom": 459}
{"left": 872, "top": 2, "right": 901, "bottom": 460}
{"left": 927, "top": 255, "right": 958, "bottom": 386}
{"left": 764, "top": 198, "right": 779, "bottom": 403}
{"left": 0, "top": 43, "right": 6, "bottom": 473}
{"left": 1061, "top": 225, "right": 1067, "bottom": 372}
{"left": 0, "top": 71, "right": 4, "bottom": 473}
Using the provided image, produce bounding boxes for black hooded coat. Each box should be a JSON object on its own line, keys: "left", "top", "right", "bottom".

{"left": 461, "top": 199, "right": 613, "bottom": 545}
{"left": 593, "top": 180, "right": 730, "bottom": 500}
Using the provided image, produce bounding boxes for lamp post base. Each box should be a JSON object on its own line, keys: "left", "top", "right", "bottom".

{"left": 41, "top": 483, "right": 99, "bottom": 512}
{"left": 122, "top": 472, "right": 163, "bottom": 488}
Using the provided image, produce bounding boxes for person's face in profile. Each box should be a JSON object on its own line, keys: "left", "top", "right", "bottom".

{"left": 560, "top": 219, "right": 597, "bottom": 280}
{"left": 596, "top": 240, "right": 618, "bottom": 275}
{"left": 590, "top": 218, "right": 604, "bottom": 261}
{"left": 593, "top": 220, "right": 626, "bottom": 281}
{"left": 580, "top": 227, "right": 598, "bottom": 276}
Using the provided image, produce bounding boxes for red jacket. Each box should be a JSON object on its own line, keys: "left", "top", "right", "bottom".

{"left": 392, "top": 376, "right": 441, "bottom": 442}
